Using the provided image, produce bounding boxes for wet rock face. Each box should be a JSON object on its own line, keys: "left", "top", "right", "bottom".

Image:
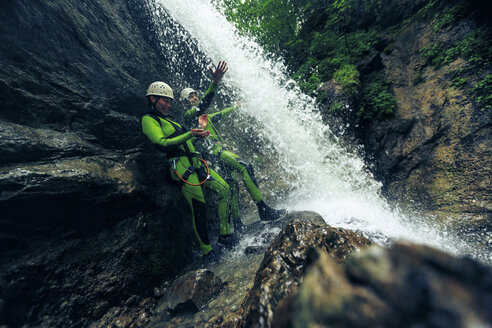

{"left": 281, "top": 242, "right": 492, "bottom": 328}
{"left": 0, "top": 0, "right": 168, "bottom": 233}
{"left": 343, "top": 0, "right": 427, "bottom": 30}
{"left": 361, "top": 13, "right": 491, "bottom": 222}
{"left": 0, "top": 1, "right": 167, "bottom": 147}
{"left": 217, "top": 218, "right": 372, "bottom": 328}
{"left": 166, "top": 269, "right": 224, "bottom": 313}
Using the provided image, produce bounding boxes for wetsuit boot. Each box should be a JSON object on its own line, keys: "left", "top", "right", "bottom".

{"left": 256, "top": 200, "right": 287, "bottom": 221}
{"left": 203, "top": 250, "right": 219, "bottom": 264}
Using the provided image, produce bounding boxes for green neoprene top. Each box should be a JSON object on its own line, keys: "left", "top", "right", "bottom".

{"left": 184, "top": 81, "right": 237, "bottom": 150}
{"left": 205, "top": 106, "right": 236, "bottom": 144}
{"left": 141, "top": 113, "right": 200, "bottom": 166}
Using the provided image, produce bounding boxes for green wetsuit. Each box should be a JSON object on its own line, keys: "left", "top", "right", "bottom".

{"left": 185, "top": 92, "right": 264, "bottom": 220}
{"left": 141, "top": 112, "right": 231, "bottom": 255}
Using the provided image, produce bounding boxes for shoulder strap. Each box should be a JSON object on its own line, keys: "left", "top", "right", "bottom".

{"left": 142, "top": 113, "right": 161, "bottom": 127}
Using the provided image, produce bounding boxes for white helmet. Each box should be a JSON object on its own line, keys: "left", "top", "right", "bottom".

{"left": 180, "top": 87, "right": 197, "bottom": 102}
{"left": 146, "top": 81, "right": 174, "bottom": 99}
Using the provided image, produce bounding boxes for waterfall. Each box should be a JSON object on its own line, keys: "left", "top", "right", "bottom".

{"left": 145, "top": 0, "right": 485, "bottom": 260}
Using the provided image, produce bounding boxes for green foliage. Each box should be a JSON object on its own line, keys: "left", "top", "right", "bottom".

{"left": 333, "top": 64, "right": 360, "bottom": 96}
{"left": 421, "top": 27, "right": 491, "bottom": 70}
{"left": 432, "top": 2, "right": 468, "bottom": 31}
{"left": 316, "top": 90, "right": 330, "bottom": 104}
{"left": 297, "top": 72, "right": 322, "bottom": 95}
{"left": 420, "top": 44, "right": 444, "bottom": 69}
{"left": 213, "top": 0, "right": 302, "bottom": 55}
{"left": 291, "top": 28, "right": 379, "bottom": 96}
{"left": 359, "top": 72, "right": 397, "bottom": 121}
{"left": 216, "top": 0, "right": 491, "bottom": 123}
{"left": 472, "top": 74, "right": 492, "bottom": 110}
{"left": 420, "top": 23, "right": 491, "bottom": 111}
{"left": 452, "top": 77, "right": 467, "bottom": 88}
{"left": 215, "top": 0, "right": 383, "bottom": 79}
{"left": 329, "top": 101, "right": 346, "bottom": 112}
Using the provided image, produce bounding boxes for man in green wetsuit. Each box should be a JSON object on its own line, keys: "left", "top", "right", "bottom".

{"left": 181, "top": 62, "right": 286, "bottom": 222}
{"left": 141, "top": 79, "right": 234, "bottom": 262}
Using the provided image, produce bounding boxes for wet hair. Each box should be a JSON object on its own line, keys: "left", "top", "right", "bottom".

{"left": 146, "top": 96, "right": 153, "bottom": 108}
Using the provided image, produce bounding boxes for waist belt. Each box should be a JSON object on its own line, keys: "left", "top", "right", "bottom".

{"left": 172, "top": 158, "right": 213, "bottom": 185}
{"left": 166, "top": 149, "right": 200, "bottom": 159}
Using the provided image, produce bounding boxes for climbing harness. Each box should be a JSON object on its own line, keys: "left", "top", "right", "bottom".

{"left": 172, "top": 158, "right": 211, "bottom": 186}
{"left": 141, "top": 112, "right": 211, "bottom": 186}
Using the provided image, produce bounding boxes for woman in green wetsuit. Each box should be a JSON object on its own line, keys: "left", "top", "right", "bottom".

{"left": 141, "top": 80, "right": 235, "bottom": 261}
{"left": 181, "top": 62, "right": 286, "bottom": 222}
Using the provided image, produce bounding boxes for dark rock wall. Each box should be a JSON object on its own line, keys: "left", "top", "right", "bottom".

{"left": 0, "top": 1, "right": 199, "bottom": 327}
{"left": 0, "top": 0, "right": 168, "bottom": 139}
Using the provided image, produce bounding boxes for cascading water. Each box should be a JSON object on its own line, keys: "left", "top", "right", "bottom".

{"left": 146, "top": 0, "right": 489, "bottom": 261}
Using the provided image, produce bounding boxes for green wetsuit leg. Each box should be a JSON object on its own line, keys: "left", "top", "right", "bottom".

{"left": 205, "top": 152, "right": 241, "bottom": 221}
{"left": 170, "top": 158, "right": 212, "bottom": 255}
{"left": 219, "top": 150, "right": 263, "bottom": 203}
{"left": 203, "top": 168, "right": 231, "bottom": 236}
{"left": 229, "top": 171, "right": 241, "bottom": 221}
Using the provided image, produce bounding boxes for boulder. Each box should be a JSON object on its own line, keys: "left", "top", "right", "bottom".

{"left": 217, "top": 219, "right": 372, "bottom": 328}
{"left": 278, "top": 242, "right": 492, "bottom": 328}
{"left": 166, "top": 269, "right": 224, "bottom": 313}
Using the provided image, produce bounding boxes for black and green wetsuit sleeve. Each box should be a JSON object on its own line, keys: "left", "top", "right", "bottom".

{"left": 209, "top": 105, "right": 237, "bottom": 124}
{"left": 141, "top": 115, "right": 193, "bottom": 147}
{"left": 184, "top": 82, "right": 219, "bottom": 120}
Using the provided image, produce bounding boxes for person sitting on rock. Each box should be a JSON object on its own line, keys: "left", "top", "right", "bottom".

{"left": 141, "top": 79, "right": 235, "bottom": 262}
{"left": 181, "top": 61, "right": 286, "bottom": 222}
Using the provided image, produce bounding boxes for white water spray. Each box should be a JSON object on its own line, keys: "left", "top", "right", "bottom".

{"left": 148, "top": 0, "right": 484, "bottom": 259}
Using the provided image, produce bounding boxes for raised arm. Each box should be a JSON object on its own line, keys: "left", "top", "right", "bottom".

{"left": 209, "top": 60, "right": 228, "bottom": 84}
{"left": 183, "top": 81, "right": 219, "bottom": 120}
{"left": 184, "top": 61, "right": 229, "bottom": 119}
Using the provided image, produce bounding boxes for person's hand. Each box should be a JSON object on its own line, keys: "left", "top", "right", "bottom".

{"left": 198, "top": 114, "right": 208, "bottom": 128}
{"left": 210, "top": 60, "right": 228, "bottom": 84}
{"left": 191, "top": 129, "right": 210, "bottom": 138}
{"left": 235, "top": 101, "right": 242, "bottom": 108}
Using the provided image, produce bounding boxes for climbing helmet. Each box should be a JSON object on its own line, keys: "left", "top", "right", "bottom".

{"left": 180, "top": 87, "right": 197, "bottom": 102}
{"left": 146, "top": 81, "right": 174, "bottom": 99}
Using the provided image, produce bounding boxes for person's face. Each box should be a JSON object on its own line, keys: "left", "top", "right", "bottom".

{"left": 188, "top": 92, "right": 199, "bottom": 107}
{"left": 152, "top": 96, "right": 173, "bottom": 114}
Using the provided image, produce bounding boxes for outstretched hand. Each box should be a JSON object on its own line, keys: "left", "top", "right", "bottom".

{"left": 191, "top": 129, "right": 210, "bottom": 138}
{"left": 210, "top": 60, "right": 228, "bottom": 84}
{"left": 198, "top": 114, "right": 208, "bottom": 129}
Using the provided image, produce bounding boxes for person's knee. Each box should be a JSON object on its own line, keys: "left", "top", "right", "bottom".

{"left": 237, "top": 159, "right": 255, "bottom": 178}
{"left": 217, "top": 182, "right": 231, "bottom": 200}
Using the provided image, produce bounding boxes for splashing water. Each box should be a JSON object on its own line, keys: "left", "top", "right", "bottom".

{"left": 146, "top": 0, "right": 489, "bottom": 261}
